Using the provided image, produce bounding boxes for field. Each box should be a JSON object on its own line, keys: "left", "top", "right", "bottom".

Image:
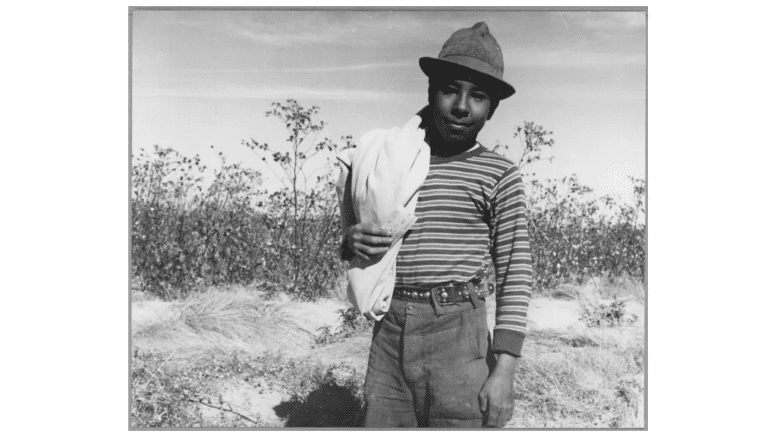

{"left": 130, "top": 100, "right": 646, "bottom": 428}
{"left": 131, "top": 278, "right": 644, "bottom": 428}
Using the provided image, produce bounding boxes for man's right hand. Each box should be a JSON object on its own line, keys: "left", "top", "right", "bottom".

{"left": 344, "top": 223, "right": 393, "bottom": 262}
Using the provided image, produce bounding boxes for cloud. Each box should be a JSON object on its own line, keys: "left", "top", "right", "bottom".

{"left": 564, "top": 11, "right": 646, "bottom": 31}
{"left": 177, "top": 61, "right": 417, "bottom": 74}
{"left": 222, "top": 11, "right": 467, "bottom": 48}
{"left": 230, "top": 24, "right": 347, "bottom": 46}
{"left": 133, "top": 85, "right": 415, "bottom": 102}
{"left": 274, "top": 61, "right": 417, "bottom": 73}
{"left": 507, "top": 48, "right": 645, "bottom": 68}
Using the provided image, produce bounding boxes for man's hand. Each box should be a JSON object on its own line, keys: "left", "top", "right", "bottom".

{"left": 344, "top": 223, "right": 393, "bottom": 262}
{"left": 478, "top": 353, "right": 517, "bottom": 428}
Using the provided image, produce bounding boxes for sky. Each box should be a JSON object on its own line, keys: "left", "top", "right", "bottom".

{"left": 131, "top": 9, "right": 646, "bottom": 203}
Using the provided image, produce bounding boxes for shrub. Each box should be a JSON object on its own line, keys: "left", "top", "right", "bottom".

{"left": 131, "top": 100, "right": 353, "bottom": 301}
{"left": 493, "top": 121, "right": 645, "bottom": 292}
{"left": 314, "top": 307, "right": 373, "bottom": 345}
{"left": 242, "top": 100, "right": 355, "bottom": 300}
{"left": 580, "top": 300, "right": 639, "bottom": 328}
{"left": 132, "top": 109, "right": 645, "bottom": 300}
{"left": 132, "top": 146, "right": 267, "bottom": 299}
{"left": 526, "top": 175, "right": 645, "bottom": 291}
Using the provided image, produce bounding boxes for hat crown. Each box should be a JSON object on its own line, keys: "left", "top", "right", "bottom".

{"left": 437, "top": 22, "right": 504, "bottom": 79}
{"left": 418, "top": 21, "right": 515, "bottom": 99}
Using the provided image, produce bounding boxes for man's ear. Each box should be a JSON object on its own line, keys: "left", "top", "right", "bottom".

{"left": 487, "top": 98, "right": 500, "bottom": 120}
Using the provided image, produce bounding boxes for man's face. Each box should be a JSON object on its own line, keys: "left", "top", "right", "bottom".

{"left": 430, "top": 77, "right": 496, "bottom": 145}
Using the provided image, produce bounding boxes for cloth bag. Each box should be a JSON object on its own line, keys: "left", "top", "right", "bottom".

{"left": 335, "top": 114, "right": 430, "bottom": 320}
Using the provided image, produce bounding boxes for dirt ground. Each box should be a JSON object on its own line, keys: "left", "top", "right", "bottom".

{"left": 132, "top": 285, "right": 644, "bottom": 428}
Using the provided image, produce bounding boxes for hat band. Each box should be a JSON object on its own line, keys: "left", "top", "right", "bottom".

{"left": 437, "top": 54, "right": 503, "bottom": 81}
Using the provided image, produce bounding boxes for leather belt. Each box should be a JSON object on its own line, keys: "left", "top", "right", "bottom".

{"left": 393, "top": 280, "right": 494, "bottom": 305}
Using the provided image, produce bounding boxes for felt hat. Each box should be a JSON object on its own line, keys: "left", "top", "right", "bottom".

{"left": 419, "top": 22, "right": 515, "bottom": 100}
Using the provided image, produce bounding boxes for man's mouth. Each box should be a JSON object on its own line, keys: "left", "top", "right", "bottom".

{"left": 445, "top": 120, "right": 471, "bottom": 130}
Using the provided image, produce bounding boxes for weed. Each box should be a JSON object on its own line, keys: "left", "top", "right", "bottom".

{"left": 131, "top": 349, "right": 366, "bottom": 428}
{"left": 131, "top": 349, "right": 210, "bottom": 427}
{"left": 580, "top": 300, "right": 638, "bottom": 328}
{"left": 314, "top": 307, "right": 373, "bottom": 345}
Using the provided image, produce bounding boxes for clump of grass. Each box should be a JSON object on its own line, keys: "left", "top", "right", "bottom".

{"left": 514, "top": 331, "right": 644, "bottom": 428}
{"left": 180, "top": 291, "right": 303, "bottom": 343}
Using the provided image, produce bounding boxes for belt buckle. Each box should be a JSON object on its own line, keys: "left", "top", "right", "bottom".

{"left": 432, "top": 283, "right": 450, "bottom": 306}
{"left": 437, "top": 282, "right": 473, "bottom": 305}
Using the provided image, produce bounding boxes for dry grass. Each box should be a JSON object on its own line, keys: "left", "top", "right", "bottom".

{"left": 132, "top": 289, "right": 316, "bottom": 358}
{"left": 132, "top": 281, "right": 645, "bottom": 428}
{"left": 507, "top": 279, "right": 644, "bottom": 428}
{"left": 512, "top": 319, "right": 644, "bottom": 428}
{"left": 182, "top": 291, "right": 291, "bottom": 340}
{"left": 180, "top": 290, "right": 314, "bottom": 354}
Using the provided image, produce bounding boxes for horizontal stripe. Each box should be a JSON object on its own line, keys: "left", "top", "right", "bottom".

{"left": 395, "top": 147, "right": 532, "bottom": 348}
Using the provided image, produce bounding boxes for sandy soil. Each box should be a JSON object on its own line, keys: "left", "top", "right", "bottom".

{"left": 528, "top": 297, "right": 588, "bottom": 332}
{"left": 132, "top": 300, "right": 181, "bottom": 328}
{"left": 132, "top": 287, "right": 644, "bottom": 428}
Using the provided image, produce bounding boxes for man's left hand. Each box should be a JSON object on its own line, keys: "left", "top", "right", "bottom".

{"left": 478, "top": 354, "right": 517, "bottom": 428}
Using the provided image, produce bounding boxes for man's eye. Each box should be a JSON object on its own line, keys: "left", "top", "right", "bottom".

{"left": 472, "top": 93, "right": 487, "bottom": 101}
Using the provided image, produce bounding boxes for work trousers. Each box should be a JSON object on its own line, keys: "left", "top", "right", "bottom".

{"left": 363, "top": 295, "right": 493, "bottom": 428}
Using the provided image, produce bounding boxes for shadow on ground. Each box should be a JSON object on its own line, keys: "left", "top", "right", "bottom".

{"left": 274, "top": 382, "right": 365, "bottom": 427}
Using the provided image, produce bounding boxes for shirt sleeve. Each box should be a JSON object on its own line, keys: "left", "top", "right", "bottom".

{"left": 489, "top": 165, "right": 532, "bottom": 357}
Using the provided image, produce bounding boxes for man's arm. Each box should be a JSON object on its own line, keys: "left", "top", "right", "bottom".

{"left": 479, "top": 352, "right": 518, "bottom": 427}
{"left": 479, "top": 165, "right": 532, "bottom": 427}
{"left": 489, "top": 165, "right": 532, "bottom": 356}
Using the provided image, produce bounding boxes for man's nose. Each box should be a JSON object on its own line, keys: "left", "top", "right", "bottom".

{"left": 453, "top": 93, "right": 468, "bottom": 114}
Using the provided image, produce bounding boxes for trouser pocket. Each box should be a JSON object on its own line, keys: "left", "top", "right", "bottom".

{"left": 468, "top": 305, "right": 488, "bottom": 360}
{"left": 424, "top": 304, "right": 490, "bottom": 422}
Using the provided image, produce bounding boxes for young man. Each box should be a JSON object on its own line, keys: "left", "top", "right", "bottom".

{"left": 342, "top": 22, "right": 532, "bottom": 428}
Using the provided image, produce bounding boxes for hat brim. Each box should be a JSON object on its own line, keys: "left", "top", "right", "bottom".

{"left": 419, "top": 57, "right": 515, "bottom": 100}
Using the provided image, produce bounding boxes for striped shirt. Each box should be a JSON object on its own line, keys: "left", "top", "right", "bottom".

{"left": 395, "top": 145, "right": 532, "bottom": 356}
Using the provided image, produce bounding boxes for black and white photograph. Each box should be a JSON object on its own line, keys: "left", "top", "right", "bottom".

{"left": 130, "top": 7, "right": 646, "bottom": 429}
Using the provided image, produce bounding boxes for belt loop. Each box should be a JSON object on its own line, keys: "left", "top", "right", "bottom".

{"left": 467, "top": 282, "right": 482, "bottom": 309}
{"left": 430, "top": 286, "right": 443, "bottom": 316}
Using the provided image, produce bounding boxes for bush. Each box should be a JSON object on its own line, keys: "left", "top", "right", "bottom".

{"left": 132, "top": 100, "right": 352, "bottom": 301}
{"left": 132, "top": 108, "right": 645, "bottom": 300}
{"left": 494, "top": 121, "right": 645, "bottom": 292}
{"left": 132, "top": 146, "right": 269, "bottom": 299}
{"left": 527, "top": 174, "right": 645, "bottom": 291}
{"left": 243, "top": 100, "right": 355, "bottom": 300}
{"left": 314, "top": 307, "right": 373, "bottom": 345}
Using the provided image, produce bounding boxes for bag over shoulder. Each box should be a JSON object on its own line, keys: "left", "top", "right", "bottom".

{"left": 335, "top": 114, "right": 430, "bottom": 320}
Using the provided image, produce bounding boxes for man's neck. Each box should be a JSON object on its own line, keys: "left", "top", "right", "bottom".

{"left": 424, "top": 131, "right": 479, "bottom": 158}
